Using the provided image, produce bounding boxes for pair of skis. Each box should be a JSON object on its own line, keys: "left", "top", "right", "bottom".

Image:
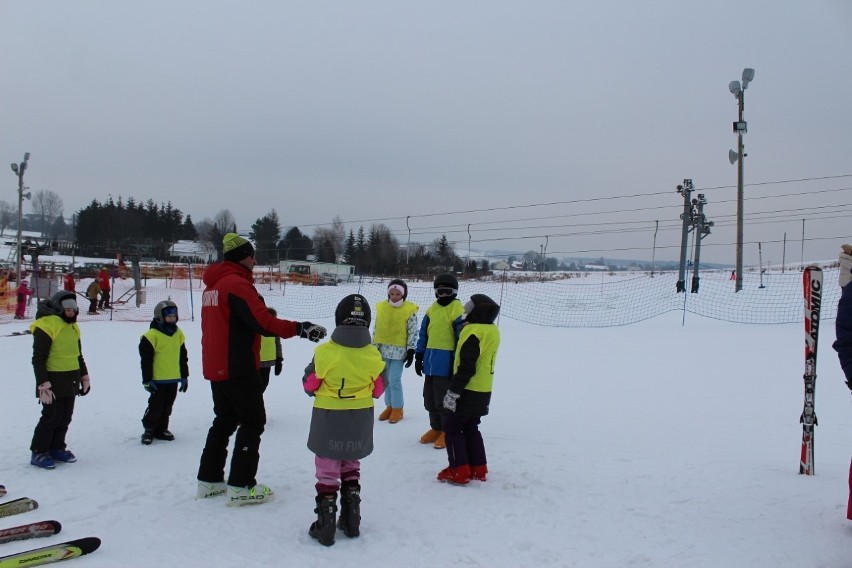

{"left": 0, "top": 496, "right": 100, "bottom": 566}
{"left": 799, "top": 266, "right": 822, "bottom": 476}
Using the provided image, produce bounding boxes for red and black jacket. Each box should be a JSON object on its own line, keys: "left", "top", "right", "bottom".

{"left": 201, "top": 261, "right": 299, "bottom": 381}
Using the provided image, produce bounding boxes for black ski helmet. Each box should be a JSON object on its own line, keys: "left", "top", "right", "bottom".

{"left": 461, "top": 294, "right": 500, "bottom": 324}
{"left": 334, "top": 294, "right": 371, "bottom": 327}
{"left": 433, "top": 273, "right": 458, "bottom": 291}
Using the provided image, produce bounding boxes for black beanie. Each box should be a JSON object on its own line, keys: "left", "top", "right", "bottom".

{"left": 335, "top": 294, "right": 371, "bottom": 327}
{"left": 223, "top": 233, "right": 255, "bottom": 262}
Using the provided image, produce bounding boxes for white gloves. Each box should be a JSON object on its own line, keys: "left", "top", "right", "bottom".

{"left": 38, "top": 382, "right": 55, "bottom": 405}
{"left": 79, "top": 376, "right": 91, "bottom": 396}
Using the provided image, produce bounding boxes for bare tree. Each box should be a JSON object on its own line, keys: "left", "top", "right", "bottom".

{"left": 0, "top": 200, "right": 14, "bottom": 237}
{"left": 195, "top": 219, "right": 214, "bottom": 242}
{"left": 31, "top": 189, "right": 63, "bottom": 237}
{"left": 330, "top": 215, "right": 346, "bottom": 254}
{"left": 213, "top": 209, "right": 236, "bottom": 233}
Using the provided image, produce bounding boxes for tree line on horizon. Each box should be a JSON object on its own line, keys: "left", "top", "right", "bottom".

{"left": 2, "top": 192, "right": 626, "bottom": 275}
{"left": 2, "top": 194, "right": 482, "bottom": 276}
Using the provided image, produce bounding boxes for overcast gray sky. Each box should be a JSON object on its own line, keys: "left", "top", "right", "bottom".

{"left": 2, "top": 0, "right": 850, "bottom": 266}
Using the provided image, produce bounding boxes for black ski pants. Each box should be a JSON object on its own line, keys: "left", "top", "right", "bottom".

{"left": 197, "top": 373, "right": 266, "bottom": 488}
{"left": 31, "top": 396, "right": 76, "bottom": 454}
{"left": 141, "top": 383, "right": 178, "bottom": 433}
{"left": 442, "top": 412, "right": 486, "bottom": 468}
{"left": 423, "top": 374, "right": 451, "bottom": 431}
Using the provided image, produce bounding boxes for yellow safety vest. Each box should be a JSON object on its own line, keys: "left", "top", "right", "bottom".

{"left": 373, "top": 300, "right": 418, "bottom": 346}
{"left": 142, "top": 328, "right": 186, "bottom": 380}
{"left": 260, "top": 335, "right": 277, "bottom": 362}
{"left": 453, "top": 324, "right": 500, "bottom": 393}
{"left": 313, "top": 342, "right": 385, "bottom": 410}
{"left": 425, "top": 301, "right": 465, "bottom": 350}
{"left": 30, "top": 316, "right": 81, "bottom": 372}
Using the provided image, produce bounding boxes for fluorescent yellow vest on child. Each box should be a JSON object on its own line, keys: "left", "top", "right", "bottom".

{"left": 30, "top": 316, "right": 81, "bottom": 372}
{"left": 424, "top": 302, "right": 465, "bottom": 350}
{"left": 373, "top": 301, "right": 418, "bottom": 346}
{"left": 142, "top": 328, "right": 187, "bottom": 380}
{"left": 453, "top": 324, "right": 500, "bottom": 392}
{"left": 312, "top": 342, "right": 385, "bottom": 410}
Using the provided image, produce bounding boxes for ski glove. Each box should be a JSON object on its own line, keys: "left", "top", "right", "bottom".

{"left": 404, "top": 349, "right": 415, "bottom": 368}
{"left": 414, "top": 352, "right": 424, "bottom": 377}
{"left": 297, "top": 322, "right": 327, "bottom": 343}
{"left": 840, "top": 245, "right": 852, "bottom": 288}
{"left": 443, "top": 390, "right": 460, "bottom": 412}
{"left": 79, "top": 376, "right": 91, "bottom": 396}
{"left": 179, "top": 378, "right": 188, "bottom": 393}
{"left": 143, "top": 381, "right": 157, "bottom": 393}
{"left": 38, "top": 382, "right": 55, "bottom": 405}
{"left": 274, "top": 359, "right": 283, "bottom": 376}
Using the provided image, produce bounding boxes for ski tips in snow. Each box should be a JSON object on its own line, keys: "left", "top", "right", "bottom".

{"left": 0, "top": 537, "right": 100, "bottom": 567}
{"left": 0, "top": 498, "right": 38, "bottom": 519}
{"left": 0, "top": 520, "right": 61, "bottom": 546}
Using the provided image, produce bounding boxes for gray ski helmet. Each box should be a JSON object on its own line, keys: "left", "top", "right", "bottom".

{"left": 154, "top": 300, "right": 179, "bottom": 324}
{"left": 433, "top": 273, "right": 458, "bottom": 291}
{"left": 334, "top": 294, "right": 371, "bottom": 327}
{"left": 37, "top": 291, "right": 78, "bottom": 319}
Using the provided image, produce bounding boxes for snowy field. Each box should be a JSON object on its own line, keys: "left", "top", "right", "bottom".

{"left": 1, "top": 286, "right": 851, "bottom": 567}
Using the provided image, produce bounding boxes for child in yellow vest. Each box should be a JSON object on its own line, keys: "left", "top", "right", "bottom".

{"left": 29, "top": 291, "right": 91, "bottom": 469}
{"left": 302, "top": 294, "right": 386, "bottom": 547}
{"left": 139, "top": 301, "right": 189, "bottom": 445}
{"left": 259, "top": 307, "right": 284, "bottom": 393}
{"left": 373, "top": 279, "right": 418, "bottom": 424}
{"left": 437, "top": 294, "right": 501, "bottom": 485}
{"left": 413, "top": 273, "right": 465, "bottom": 449}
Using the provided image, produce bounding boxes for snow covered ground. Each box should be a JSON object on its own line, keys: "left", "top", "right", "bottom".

{"left": 1, "top": 286, "right": 851, "bottom": 567}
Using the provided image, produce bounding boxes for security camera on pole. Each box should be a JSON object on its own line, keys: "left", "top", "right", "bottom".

{"left": 728, "top": 68, "right": 755, "bottom": 293}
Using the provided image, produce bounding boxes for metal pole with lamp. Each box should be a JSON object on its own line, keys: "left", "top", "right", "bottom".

{"left": 10, "top": 152, "right": 32, "bottom": 289}
{"left": 728, "top": 68, "right": 754, "bottom": 293}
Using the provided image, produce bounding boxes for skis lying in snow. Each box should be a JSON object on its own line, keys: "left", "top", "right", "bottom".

{"left": 0, "top": 520, "right": 61, "bottom": 546}
{"left": 0, "top": 498, "right": 38, "bottom": 519}
{"left": 0, "top": 537, "right": 99, "bottom": 567}
{"left": 3, "top": 330, "right": 31, "bottom": 337}
{"left": 799, "top": 266, "right": 822, "bottom": 475}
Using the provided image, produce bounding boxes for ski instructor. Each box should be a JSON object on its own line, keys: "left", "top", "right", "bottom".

{"left": 196, "top": 233, "right": 327, "bottom": 505}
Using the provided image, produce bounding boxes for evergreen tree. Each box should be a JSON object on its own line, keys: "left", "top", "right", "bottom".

{"left": 279, "top": 226, "right": 313, "bottom": 261}
{"left": 343, "top": 229, "right": 357, "bottom": 264}
{"left": 250, "top": 210, "right": 281, "bottom": 265}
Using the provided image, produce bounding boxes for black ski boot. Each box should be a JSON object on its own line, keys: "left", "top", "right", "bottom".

{"left": 308, "top": 492, "right": 337, "bottom": 546}
{"left": 337, "top": 480, "right": 361, "bottom": 538}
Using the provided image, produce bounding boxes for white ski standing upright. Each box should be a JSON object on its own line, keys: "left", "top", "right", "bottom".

{"left": 799, "top": 265, "right": 822, "bottom": 475}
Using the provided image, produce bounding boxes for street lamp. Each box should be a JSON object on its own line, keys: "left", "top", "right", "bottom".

{"left": 728, "top": 67, "right": 754, "bottom": 293}
{"left": 10, "top": 152, "right": 32, "bottom": 288}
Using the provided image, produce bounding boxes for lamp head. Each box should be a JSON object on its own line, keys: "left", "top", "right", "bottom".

{"left": 10, "top": 163, "right": 18, "bottom": 174}
{"left": 741, "top": 68, "right": 755, "bottom": 88}
{"left": 729, "top": 80, "right": 741, "bottom": 95}
{"left": 729, "top": 149, "right": 739, "bottom": 164}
